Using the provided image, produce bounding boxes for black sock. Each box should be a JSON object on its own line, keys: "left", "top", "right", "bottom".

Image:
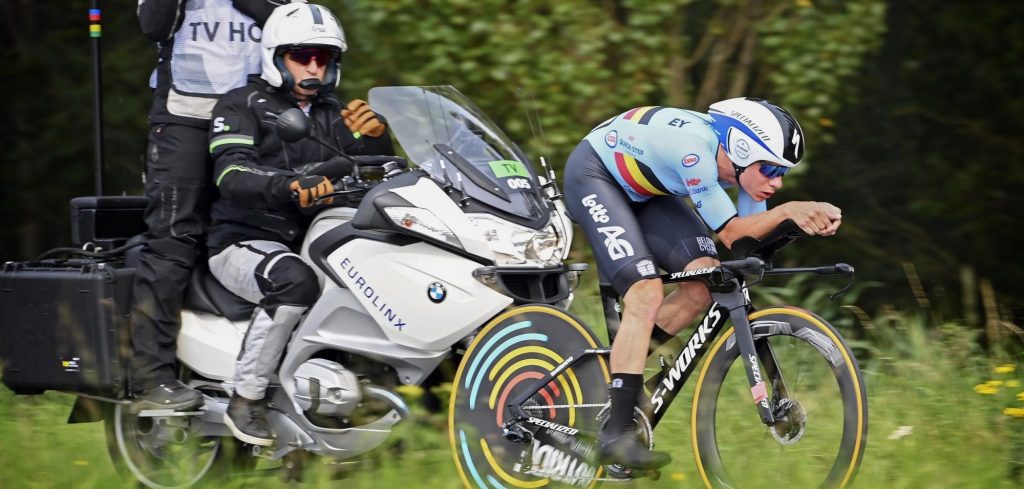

{"left": 648, "top": 324, "right": 675, "bottom": 355}
{"left": 607, "top": 373, "right": 643, "bottom": 434}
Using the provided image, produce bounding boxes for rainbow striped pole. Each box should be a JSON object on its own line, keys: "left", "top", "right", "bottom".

{"left": 89, "top": 2, "right": 104, "bottom": 195}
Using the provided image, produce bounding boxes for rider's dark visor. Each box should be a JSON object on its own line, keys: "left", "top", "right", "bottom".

{"left": 758, "top": 163, "right": 790, "bottom": 179}
{"left": 286, "top": 47, "right": 336, "bottom": 66}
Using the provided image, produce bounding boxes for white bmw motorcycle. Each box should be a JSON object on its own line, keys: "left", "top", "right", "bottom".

{"left": 59, "top": 86, "right": 579, "bottom": 488}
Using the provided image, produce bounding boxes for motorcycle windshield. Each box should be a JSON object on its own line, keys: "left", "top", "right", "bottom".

{"left": 368, "top": 86, "right": 547, "bottom": 221}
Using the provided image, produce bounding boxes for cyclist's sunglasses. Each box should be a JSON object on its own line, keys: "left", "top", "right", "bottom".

{"left": 758, "top": 163, "right": 790, "bottom": 179}
{"left": 286, "top": 47, "right": 336, "bottom": 66}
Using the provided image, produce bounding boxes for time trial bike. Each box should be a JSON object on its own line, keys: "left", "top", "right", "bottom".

{"left": 450, "top": 219, "right": 867, "bottom": 489}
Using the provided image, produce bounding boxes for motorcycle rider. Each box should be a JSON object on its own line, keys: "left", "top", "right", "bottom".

{"left": 562, "top": 100, "right": 841, "bottom": 470}
{"left": 131, "top": 0, "right": 304, "bottom": 412}
{"left": 205, "top": 2, "right": 393, "bottom": 446}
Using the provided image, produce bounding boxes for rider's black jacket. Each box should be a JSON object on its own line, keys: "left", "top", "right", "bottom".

{"left": 207, "top": 75, "right": 394, "bottom": 254}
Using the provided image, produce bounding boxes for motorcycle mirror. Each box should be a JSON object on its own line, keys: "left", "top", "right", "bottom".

{"left": 275, "top": 108, "right": 310, "bottom": 143}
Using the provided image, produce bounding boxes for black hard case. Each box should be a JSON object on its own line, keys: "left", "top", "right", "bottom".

{"left": 0, "top": 259, "right": 134, "bottom": 397}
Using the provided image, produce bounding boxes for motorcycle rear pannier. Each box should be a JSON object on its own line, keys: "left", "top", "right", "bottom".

{"left": 0, "top": 259, "right": 134, "bottom": 397}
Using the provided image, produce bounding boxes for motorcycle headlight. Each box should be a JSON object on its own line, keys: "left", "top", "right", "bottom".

{"left": 383, "top": 207, "right": 463, "bottom": 249}
{"left": 468, "top": 213, "right": 567, "bottom": 266}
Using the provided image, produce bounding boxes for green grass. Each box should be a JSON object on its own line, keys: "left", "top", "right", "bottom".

{"left": 2, "top": 304, "right": 1023, "bottom": 488}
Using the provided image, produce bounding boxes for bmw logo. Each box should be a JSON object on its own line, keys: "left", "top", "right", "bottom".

{"left": 428, "top": 282, "right": 447, "bottom": 303}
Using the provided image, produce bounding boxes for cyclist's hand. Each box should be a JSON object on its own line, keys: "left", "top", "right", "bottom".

{"left": 289, "top": 175, "right": 334, "bottom": 208}
{"left": 785, "top": 202, "right": 842, "bottom": 236}
{"left": 341, "top": 99, "right": 386, "bottom": 138}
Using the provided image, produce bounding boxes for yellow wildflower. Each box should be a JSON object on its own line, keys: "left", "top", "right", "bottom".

{"left": 1003, "top": 407, "right": 1024, "bottom": 418}
{"left": 671, "top": 472, "right": 686, "bottom": 481}
{"left": 995, "top": 364, "right": 1016, "bottom": 374}
{"left": 795, "top": 0, "right": 814, "bottom": 8}
{"left": 987, "top": 380, "right": 1004, "bottom": 387}
{"left": 818, "top": 118, "right": 835, "bottom": 127}
{"left": 1018, "top": 391, "right": 1024, "bottom": 401}
{"left": 1008, "top": 380, "right": 1020, "bottom": 388}
{"left": 974, "top": 383, "right": 999, "bottom": 395}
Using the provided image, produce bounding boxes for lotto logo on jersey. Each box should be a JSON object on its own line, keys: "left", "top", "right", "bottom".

{"left": 682, "top": 153, "right": 700, "bottom": 167}
{"left": 580, "top": 194, "right": 610, "bottom": 224}
{"left": 605, "top": 130, "right": 618, "bottom": 148}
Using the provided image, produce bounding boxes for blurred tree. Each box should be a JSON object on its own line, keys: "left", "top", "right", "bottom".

{"left": 786, "top": 0, "right": 1024, "bottom": 322}
{"left": 0, "top": 0, "right": 887, "bottom": 267}
{"left": 0, "top": 0, "right": 149, "bottom": 260}
{"left": 337, "top": 0, "right": 884, "bottom": 166}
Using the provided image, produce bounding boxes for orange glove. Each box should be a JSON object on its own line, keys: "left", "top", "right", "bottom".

{"left": 289, "top": 176, "right": 334, "bottom": 208}
{"left": 341, "top": 99, "right": 386, "bottom": 138}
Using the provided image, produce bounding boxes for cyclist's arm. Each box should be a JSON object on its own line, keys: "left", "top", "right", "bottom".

{"left": 717, "top": 201, "right": 842, "bottom": 249}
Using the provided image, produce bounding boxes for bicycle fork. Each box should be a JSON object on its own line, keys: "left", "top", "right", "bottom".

{"left": 713, "top": 287, "right": 788, "bottom": 426}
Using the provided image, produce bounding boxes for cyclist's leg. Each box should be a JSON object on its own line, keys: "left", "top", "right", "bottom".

{"left": 563, "top": 141, "right": 669, "bottom": 470}
{"left": 635, "top": 197, "right": 721, "bottom": 334}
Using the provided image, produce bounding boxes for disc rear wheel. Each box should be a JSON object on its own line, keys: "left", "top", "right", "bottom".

{"left": 449, "top": 305, "right": 612, "bottom": 488}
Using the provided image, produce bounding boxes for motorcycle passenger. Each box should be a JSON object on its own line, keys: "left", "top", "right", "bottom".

{"left": 205, "top": 2, "right": 393, "bottom": 446}
{"left": 562, "top": 99, "right": 842, "bottom": 470}
{"left": 131, "top": 0, "right": 298, "bottom": 412}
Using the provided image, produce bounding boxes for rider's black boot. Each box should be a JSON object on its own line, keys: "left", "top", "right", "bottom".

{"left": 224, "top": 393, "right": 274, "bottom": 446}
{"left": 597, "top": 428, "right": 671, "bottom": 470}
{"left": 130, "top": 380, "right": 202, "bottom": 413}
{"left": 597, "top": 373, "right": 671, "bottom": 470}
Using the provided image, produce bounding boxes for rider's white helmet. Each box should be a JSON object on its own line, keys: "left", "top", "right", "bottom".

{"left": 260, "top": 3, "right": 347, "bottom": 91}
{"left": 708, "top": 97, "right": 805, "bottom": 168}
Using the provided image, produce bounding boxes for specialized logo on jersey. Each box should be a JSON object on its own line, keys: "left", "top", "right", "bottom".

{"left": 682, "top": 153, "right": 700, "bottom": 167}
{"left": 604, "top": 130, "right": 618, "bottom": 148}
{"left": 427, "top": 282, "right": 447, "bottom": 303}
{"left": 622, "top": 106, "right": 665, "bottom": 125}
{"left": 613, "top": 152, "right": 669, "bottom": 197}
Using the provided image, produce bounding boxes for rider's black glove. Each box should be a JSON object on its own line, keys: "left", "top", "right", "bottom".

{"left": 293, "top": 156, "right": 354, "bottom": 180}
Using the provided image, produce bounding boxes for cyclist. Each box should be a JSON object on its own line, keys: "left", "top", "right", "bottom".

{"left": 562, "top": 98, "right": 841, "bottom": 470}
{"left": 205, "top": 3, "right": 393, "bottom": 446}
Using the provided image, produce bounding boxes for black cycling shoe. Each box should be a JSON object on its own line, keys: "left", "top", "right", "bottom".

{"left": 597, "top": 431, "right": 671, "bottom": 470}
{"left": 130, "top": 381, "right": 203, "bottom": 413}
{"left": 224, "top": 394, "right": 274, "bottom": 446}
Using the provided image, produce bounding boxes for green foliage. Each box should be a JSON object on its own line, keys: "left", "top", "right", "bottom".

{"left": 335, "top": 0, "right": 885, "bottom": 169}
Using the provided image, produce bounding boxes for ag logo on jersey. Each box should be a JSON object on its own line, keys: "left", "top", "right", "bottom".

{"left": 597, "top": 226, "right": 634, "bottom": 260}
{"left": 605, "top": 130, "right": 618, "bottom": 148}
{"left": 427, "top": 282, "right": 447, "bottom": 303}
{"left": 682, "top": 153, "right": 700, "bottom": 167}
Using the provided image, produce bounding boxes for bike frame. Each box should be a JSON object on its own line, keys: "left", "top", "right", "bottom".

{"left": 506, "top": 256, "right": 853, "bottom": 435}
{"left": 506, "top": 263, "right": 786, "bottom": 432}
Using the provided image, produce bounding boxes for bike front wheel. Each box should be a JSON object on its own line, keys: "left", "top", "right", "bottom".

{"left": 691, "top": 306, "right": 867, "bottom": 489}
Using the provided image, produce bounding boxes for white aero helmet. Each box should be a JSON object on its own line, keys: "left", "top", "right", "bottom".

{"left": 708, "top": 97, "right": 805, "bottom": 168}
{"left": 260, "top": 3, "right": 347, "bottom": 91}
